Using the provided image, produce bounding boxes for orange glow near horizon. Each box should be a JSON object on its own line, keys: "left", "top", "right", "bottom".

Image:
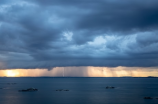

{"left": 6, "top": 70, "right": 19, "bottom": 77}
{"left": 0, "top": 66, "right": 158, "bottom": 77}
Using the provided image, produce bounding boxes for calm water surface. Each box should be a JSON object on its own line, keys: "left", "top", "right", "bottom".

{"left": 0, "top": 77, "right": 158, "bottom": 104}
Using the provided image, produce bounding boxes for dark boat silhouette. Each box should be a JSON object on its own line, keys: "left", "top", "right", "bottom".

{"left": 144, "top": 97, "right": 153, "bottom": 99}
{"left": 19, "top": 88, "right": 38, "bottom": 92}
{"left": 106, "top": 86, "right": 115, "bottom": 89}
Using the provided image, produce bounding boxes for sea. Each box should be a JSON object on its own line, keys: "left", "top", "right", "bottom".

{"left": 0, "top": 77, "right": 158, "bottom": 104}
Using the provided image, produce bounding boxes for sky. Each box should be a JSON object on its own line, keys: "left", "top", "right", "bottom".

{"left": 0, "top": 67, "right": 158, "bottom": 77}
{"left": 0, "top": 0, "right": 158, "bottom": 77}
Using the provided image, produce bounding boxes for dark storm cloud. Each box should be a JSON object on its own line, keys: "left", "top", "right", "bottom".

{"left": 0, "top": 0, "right": 158, "bottom": 69}
{"left": 76, "top": 1, "right": 158, "bottom": 33}
{"left": 31, "top": 0, "right": 158, "bottom": 32}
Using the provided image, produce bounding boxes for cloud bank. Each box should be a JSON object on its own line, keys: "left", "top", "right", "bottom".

{"left": 0, "top": 0, "right": 158, "bottom": 69}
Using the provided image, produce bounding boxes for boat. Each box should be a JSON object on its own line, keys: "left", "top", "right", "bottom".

{"left": 144, "top": 97, "right": 153, "bottom": 99}
{"left": 106, "top": 86, "right": 115, "bottom": 89}
{"left": 56, "top": 89, "right": 69, "bottom": 91}
{"left": 19, "top": 88, "right": 38, "bottom": 92}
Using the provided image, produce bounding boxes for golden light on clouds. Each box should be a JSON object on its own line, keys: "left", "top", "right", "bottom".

{"left": 87, "top": 66, "right": 158, "bottom": 77}
{"left": 0, "top": 66, "right": 158, "bottom": 77}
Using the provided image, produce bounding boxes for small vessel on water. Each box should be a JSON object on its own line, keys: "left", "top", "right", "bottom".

{"left": 106, "top": 86, "right": 115, "bottom": 89}
{"left": 55, "top": 89, "right": 69, "bottom": 91}
{"left": 144, "top": 97, "right": 153, "bottom": 99}
{"left": 19, "top": 88, "right": 38, "bottom": 92}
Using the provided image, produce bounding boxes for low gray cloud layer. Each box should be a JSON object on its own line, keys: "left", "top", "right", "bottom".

{"left": 0, "top": 0, "right": 158, "bottom": 69}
